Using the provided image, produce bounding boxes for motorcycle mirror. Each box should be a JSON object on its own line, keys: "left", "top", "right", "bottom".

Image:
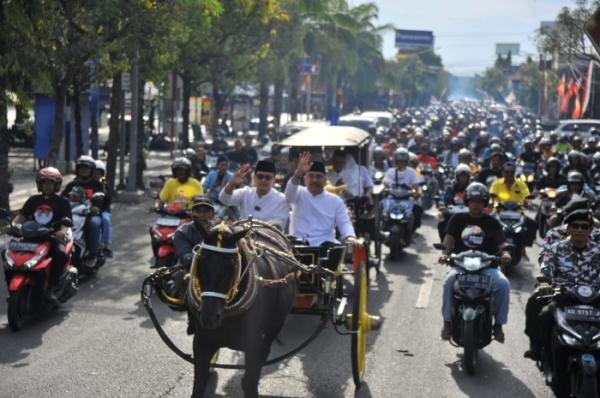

{"left": 60, "top": 217, "right": 74, "bottom": 227}
{"left": 149, "top": 191, "right": 159, "bottom": 199}
{"left": 433, "top": 243, "right": 445, "bottom": 250}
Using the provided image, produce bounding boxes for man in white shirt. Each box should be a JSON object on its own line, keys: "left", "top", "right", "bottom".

{"left": 327, "top": 149, "right": 373, "bottom": 200}
{"left": 383, "top": 147, "right": 423, "bottom": 232}
{"left": 285, "top": 152, "right": 361, "bottom": 248}
{"left": 219, "top": 160, "right": 289, "bottom": 229}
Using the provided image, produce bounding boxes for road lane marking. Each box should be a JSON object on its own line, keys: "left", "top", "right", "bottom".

{"left": 415, "top": 268, "right": 436, "bottom": 309}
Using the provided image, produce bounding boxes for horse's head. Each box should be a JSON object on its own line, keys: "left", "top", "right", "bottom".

{"left": 193, "top": 222, "right": 248, "bottom": 329}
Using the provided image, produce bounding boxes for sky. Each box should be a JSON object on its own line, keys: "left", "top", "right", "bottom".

{"left": 352, "top": 0, "right": 579, "bottom": 76}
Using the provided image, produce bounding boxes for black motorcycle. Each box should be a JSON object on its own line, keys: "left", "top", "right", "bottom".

{"left": 493, "top": 201, "right": 525, "bottom": 268}
{"left": 532, "top": 281, "right": 600, "bottom": 398}
{"left": 436, "top": 245, "right": 496, "bottom": 375}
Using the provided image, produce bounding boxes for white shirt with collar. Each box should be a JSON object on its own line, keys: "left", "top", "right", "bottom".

{"left": 285, "top": 181, "right": 355, "bottom": 246}
{"left": 219, "top": 185, "right": 289, "bottom": 229}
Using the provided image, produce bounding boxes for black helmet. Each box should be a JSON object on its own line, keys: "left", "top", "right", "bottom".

{"left": 567, "top": 170, "right": 585, "bottom": 184}
{"left": 546, "top": 157, "right": 561, "bottom": 169}
{"left": 76, "top": 155, "right": 96, "bottom": 174}
{"left": 458, "top": 148, "right": 472, "bottom": 161}
{"left": 568, "top": 150, "right": 584, "bottom": 164}
{"left": 464, "top": 182, "right": 489, "bottom": 204}
{"left": 373, "top": 146, "right": 386, "bottom": 160}
{"left": 171, "top": 157, "right": 192, "bottom": 178}
{"left": 461, "top": 225, "right": 485, "bottom": 249}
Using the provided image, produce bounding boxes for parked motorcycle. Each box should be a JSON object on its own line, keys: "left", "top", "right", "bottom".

{"left": 2, "top": 219, "right": 78, "bottom": 331}
{"left": 536, "top": 281, "right": 600, "bottom": 398}
{"left": 381, "top": 184, "right": 414, "bottom": 260}
{"left": 493, "top": 201, "right": 525, "bottom": 268}
{"left": 149, "top": 202, "right": 191, "bottom": 268}
{"left": 437, "top": 245, "right": 497, "bottom": 375}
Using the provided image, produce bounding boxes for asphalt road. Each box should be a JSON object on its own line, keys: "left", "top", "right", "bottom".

{"left": 0, "top": 201, "right": 555, "bottom": 398}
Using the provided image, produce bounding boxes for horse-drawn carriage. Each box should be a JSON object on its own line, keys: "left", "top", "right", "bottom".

{"left": 141, "top": 126, "right": 383, "bottom": 396}
{"left": 279, "top": 125, "right": 384, "bottom": 275}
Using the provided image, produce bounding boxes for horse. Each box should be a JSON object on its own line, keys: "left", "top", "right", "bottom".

{"left": 186, "top": 220, "right": 298, "bottom": 398}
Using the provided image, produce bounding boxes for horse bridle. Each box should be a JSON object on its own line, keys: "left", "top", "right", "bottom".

{"left": 190, "top": 222, "right": 244, "bottom": 303}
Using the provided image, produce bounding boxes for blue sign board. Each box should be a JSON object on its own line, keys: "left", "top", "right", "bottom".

{"left": 395, "top": 29, "right": 434, "bottom": 51}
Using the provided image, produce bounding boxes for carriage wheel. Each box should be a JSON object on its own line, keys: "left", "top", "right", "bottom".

{"left": 351, "top": 261, "right": 368, "bottom": 388}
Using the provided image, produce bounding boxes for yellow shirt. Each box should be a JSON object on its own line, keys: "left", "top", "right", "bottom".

{"left": 489, "top": 178, "right": 530, "bottom": 204}
{"left": 159, "top": 178, "right": 203, "bottom": 207}
{"left": 468, "top": 163, "right": 479, "bottom": 175}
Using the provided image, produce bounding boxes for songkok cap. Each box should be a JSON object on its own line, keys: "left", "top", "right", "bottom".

{"left": 564, "top": 209, "right": 593, "bottom": 225}
{"left": 255, "top": 160, "right": 276, "bottom": 174}
{"left": 308, "top": 161, "right": 326, "bottom": 174}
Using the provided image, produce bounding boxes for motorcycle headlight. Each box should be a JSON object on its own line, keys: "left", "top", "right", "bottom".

{"left": 514, "top": 225, "right": 522, "bottom": 233}
{"left": 556, "top": 309, "right": 582, "bottom": 340}
{"left": 25, "top": 247, "right": 48, "bottom": 269}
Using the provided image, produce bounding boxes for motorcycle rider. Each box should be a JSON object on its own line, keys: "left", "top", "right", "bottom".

{"left": 558, "top": 170, "right": 596, "bottom": 207}
{"left": 209, "top": 133, "right": 229, "bottom": 154}
{"left": 591, "top": 152, "right": 600, "bottom": 180}
{"left": 12, "top": 168, "right": 72, "bottom": 302}
{"left": 563, "top": 150, "right": 593, "bottom": 184}
{"left": 442, "top": 137, "right": 461, "bottom": 168}
{"left": 520, "top": 139, "right": 542, "bottom": 164}
{"left": 159, "top": 157, "right": 203, "bottom": 208}
{"left": 439, "top": 182, "right": 512, "bottom": 342}
{"left": 383, "top": 148, "right": 423, "bottom": 233}
{"left": 437, "top": 164, "right": 471, "bottom": 241}
{"left": 553, "top": 134, "right": 572, "bottom": 155}
{"left": 203, "top": 156, "right": 233, "bottom": 202}
{"left": 93, "top": 159, "right": 113, "bottom": 258}
{"left": 457, "top": 148, "right": 478, "bottom": 175}
{"left": 476, "top": 149, "right": 504, "bottom": 186}
{"left": 62, "top": 155, "right": 105, "bottom": 264}
{"left": 173, "top": 196, "right": 216, "bottom": 270}
{"left": 524, "top": 207, "right": 600, "bottom": 360}
{"left": 536, "top": 157, "right": 567, "bottom": 190}
{"left": 219, "top": 160, "right": 289, "bottom": 229}
{"left": 371, "top": 146, "right": 390, "bottom": 173}
{"left": 539, "top": 138, "right": 554, "bottom": 160}
{"left": 489, "top": 160, "right": 537, "bottom": 251}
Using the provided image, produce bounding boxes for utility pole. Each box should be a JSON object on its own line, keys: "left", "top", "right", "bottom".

{"left": 118, "top": 72, "right": 128, "bottom": 190}
{"left": 127, "top": 48, "right": 139, "bottom": 192}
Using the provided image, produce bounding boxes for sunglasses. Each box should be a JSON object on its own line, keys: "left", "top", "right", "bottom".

{"left": 570, "top": 222, "right": 591, "bottom": 230}
{"left": 255, "top": 173, "right": 273, "bottom": 181}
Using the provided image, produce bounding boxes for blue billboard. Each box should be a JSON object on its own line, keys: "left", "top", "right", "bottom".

{"left": 395, "top": 29, "right": 434, "bottom": 51}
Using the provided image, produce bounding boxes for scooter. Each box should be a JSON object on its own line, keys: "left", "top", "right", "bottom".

{"left": 494, "top": 201, "right": 525, "bottom": 268}
{"left": 149, "top": 202, "right": 191, "bottom": 268}
{"left": 2, "top": 219, "right": 78, "bottom": 331}
{"left": 70, "top": 202, "right": 106, "bottom": 274}
{"left": 419, "top": 164, "right": 438, "bottom": 211}
{"left": 381, "top": 184, "right": 414, "bottom": 261}
{"left": 538, "top": 187, "right": 558, "bottom": 239}
{"left": 436, "top": 244, "right": 497, "bottom": 376}
{"left": 536, "top": 280, "right": 600, "bottom": 398}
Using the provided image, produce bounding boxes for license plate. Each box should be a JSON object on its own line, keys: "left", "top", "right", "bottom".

{"left": 156, "top": 217, "right": 181, "bottom": 227}
{"left": 564, "top": 306, "right": 600, "bottom": 322}
{"left": 8, "top": 241, "right": 39, "bottom": 252}
{"left": 456, "top": 274, "right": 490, "bottom": 289}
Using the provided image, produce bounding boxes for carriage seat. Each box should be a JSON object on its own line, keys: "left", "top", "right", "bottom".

{"left": 289, "top": 239, "right": 347, "bottom": 272}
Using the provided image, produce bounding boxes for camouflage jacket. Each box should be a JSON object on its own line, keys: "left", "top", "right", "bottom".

{"left": 541, "top": 238, "right": 600, "bottom": 285}
{"left": 539, "top": 226, "right": 600, "bottom": 263}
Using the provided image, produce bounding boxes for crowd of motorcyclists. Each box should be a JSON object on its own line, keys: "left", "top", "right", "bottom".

{"left": 5, "top": 100, "right": 600, "bottom": 394}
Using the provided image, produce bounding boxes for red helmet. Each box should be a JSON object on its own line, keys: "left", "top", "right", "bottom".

{"left": 36, "top": 167, "right": 63, "bottom": 193}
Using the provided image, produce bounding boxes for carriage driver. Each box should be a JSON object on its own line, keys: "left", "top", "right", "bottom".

{"left": 285, "top": 152, "right": 362, "bottom": 254}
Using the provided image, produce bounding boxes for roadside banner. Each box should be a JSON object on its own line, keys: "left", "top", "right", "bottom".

{"left": 395, "top": 29, "right": 434, "bottom": 51}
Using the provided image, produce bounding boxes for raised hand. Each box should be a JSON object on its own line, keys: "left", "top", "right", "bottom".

{"left": 295, "top": 152, "right": 312, "bottom": 176}
{"left": 232, "top": 164, "right": 252, "bottom": 186}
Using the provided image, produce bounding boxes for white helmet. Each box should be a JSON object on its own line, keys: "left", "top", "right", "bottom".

{"left": 94, "top": 159, "right": 106, "bottom": 176}
{"left": 455, "top": 163, "right": 471, "bottom": 177}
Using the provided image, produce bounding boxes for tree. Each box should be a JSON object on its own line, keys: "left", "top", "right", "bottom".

{"left": 516, "top": 56, "right": 543, "bottom": 111}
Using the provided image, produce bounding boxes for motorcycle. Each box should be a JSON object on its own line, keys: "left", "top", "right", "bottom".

{"left": 149, "top": 202, "right": 191, "bottom": 268}
{"left": 437, "top": 245, "right": 497, "bottom": 375}
{"left": 436, "top": 192, "right": 469, "bottom": 242}
{"left": 493, "top": 201, "right": 526, "bottom": 268}
{"left": 536, "top": 281, "right": 600, "bottom": 398}
{"left": 381, "top": 184, "right": 414, "bottom": 260}
{"left": 419, "top": 164, "right": 438, "bottom": 210}
{"left": 2, "top": 219, "right": 78, "bottom": 331}
{"left": 538, "top": 187, "right": 558, "bottom": 239}
{"left": 70, "top": 201, "right": 107, "bottom": 274}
